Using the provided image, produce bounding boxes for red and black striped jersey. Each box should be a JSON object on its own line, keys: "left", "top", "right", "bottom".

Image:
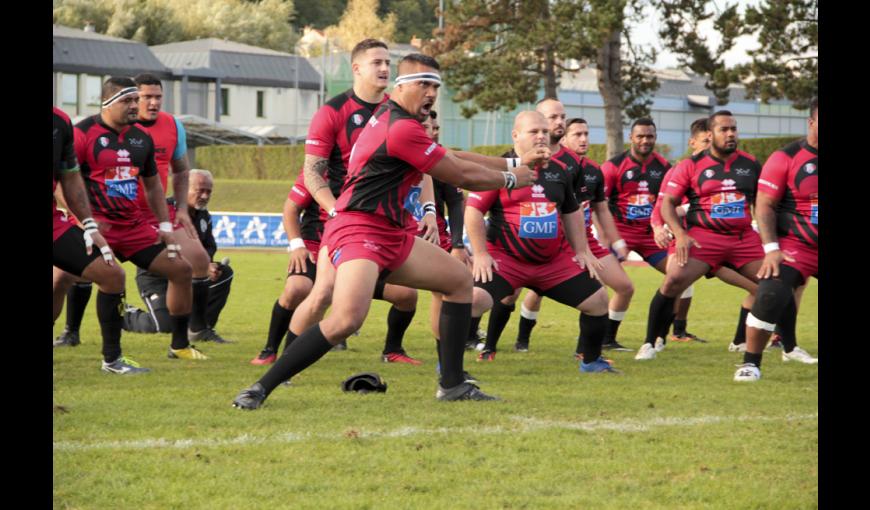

{"left": 602, "top": 151, "right": 671, "bottom": 227}
{"left": 305, "top": 89, "right": 389, "bottom": 197}
{"left": 665, "top": 149, "right": 761, "bottom": 234}
{"left": 337, "top": 100, "right": 447, "bottom": 228}
{"left": 53, "top": 107, "right": 78, "bottom": 200}
{"left": 650, "top": 166, "right": 689, "bottom": 229}
{"left": 467, "top": 150, "right": 579, "bottom": 264}
{"left": 135, "top": 111, "right": 180, "bottom": 222}
{"left": 287, "top": 171, "right": 328, "bottom": 243}
{"left": 757, "top": 139, "right": 818, "bottom": 248}
{"left": 74, "top": 115, "right": 158, "bottom": 226}
{"left": 574, "top": 155, "right": 604, "bottom": 237}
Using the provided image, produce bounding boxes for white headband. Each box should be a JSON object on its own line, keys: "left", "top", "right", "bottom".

{"left": 395, "top": 72, "right": 442, "bottom": 86}
{"left": 101, "top": 87, "right": 138, "bottom": 108}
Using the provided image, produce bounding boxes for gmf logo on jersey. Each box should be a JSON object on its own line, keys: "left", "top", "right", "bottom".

{"left": 352, "top": 114, "right": 364, "bottom": 126}
{"left": 404, "top": 180, "right": 423, "bottom": 218}
{"left": 810, "top": 194, "right": 818, "bottom": 224}
{"left": 104, "top": 166, "right": 140, "bottom": 200}
{"left": 710, "top": 192, "right": 745, "bottom": 219}
{"left": 519, "top": 202, "right": 558, "bottom": 239}
{"left": 626, "top": 194, "right": 653, "bottom": 220}
{"left": 530, "top": 184, "right": 546, "bottom": 198}
{"left": 583, "top": 202, "right": 592, "bottom": 224}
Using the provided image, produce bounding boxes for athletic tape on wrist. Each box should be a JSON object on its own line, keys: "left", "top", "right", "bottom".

{"left": 289, "top": 238, "right": 306, "bottom": 251}
{"left": 763, "top": 242, "right": 780, "bottom": 254}
{"left": 159, "top": 222, "right": 173, "bottom": 233}
{"left": 612, "top": 239, "right": 627, "bottom": 252}
{"left": 503, "top": 171, "right": 517, "bottom": 189}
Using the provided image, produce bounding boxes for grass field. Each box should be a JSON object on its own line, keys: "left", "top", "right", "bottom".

{"left": 203, "top": 179, "right": 289, "bottom": 214}
{"left": 53, "top": 250, "right": 818, "bottom": 509}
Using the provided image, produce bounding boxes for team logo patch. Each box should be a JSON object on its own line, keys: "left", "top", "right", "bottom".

{"left": 519, "top": 202, "right": 558, "bottom": 239}
{"left": 649, "top": 170, "right": 663, "bottom": 178}
{"left": 200, "top": 218, "right": 208, "bottom": 232}
{"left": 104, "top": 166, "right": 140, "bottom": 200}
{"left": 721, "top": 178, "right": 736, "bottom": 190}
{"left": 363, "top": 240, "right": 381, "bottom": 252}
{"left": 404, "top": 181, "right": 423, "bottom": 219}
{"left": 705, "top": 169, "right": 715, "bottom": 178}
{"left": 352, "top": 114, "right": 364, "bottom": 126}
{"left": 710, "top": 192, "right": 746, "bottom": 219}
{"left": 544, "top": 172, "right": 561, "bottom": 182}
{"left": 531, "top": 184, "right": 546, "bottom": 198}
{"left": 734, "top": 167, "right": 752, "bottom": 176}
{"left": 805, "top": 163, "right": 816, "bottom": 174}
{"left": 626, "top": 194, "right": 653, "bottom": 220}
{"left": 128, "top": 138, "right": 143, "bottom": 146}
{"left": 99, "top": 137, "right": 109, "bottom": 147}
{"left": 625, "top": 170, "right": 634, "bottom": 180}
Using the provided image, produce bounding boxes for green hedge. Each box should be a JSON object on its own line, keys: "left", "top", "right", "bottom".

{"left": 195, "top": 137, "right": 798, "bottom": 181}
{"left": 195, "top": 145, "right": 307, "bottom": 181}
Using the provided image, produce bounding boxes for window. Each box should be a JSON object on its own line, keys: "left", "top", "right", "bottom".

{"left": 257, "top": 90, "right": 265, "bottom": 118}
{"left": 221, "top": 87, "right": 230, "bottom": 116}
{"left": 85, "top": 75, "right": 102, "bottom": 106}
{"left": 62, "top": 74, "right": 78, "bottom": 113}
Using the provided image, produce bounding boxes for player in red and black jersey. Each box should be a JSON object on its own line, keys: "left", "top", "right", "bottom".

{"left": 53, "top": 107, "right": 148, "bottom": 374}
{"left": 640, "top": 110, "right": 766, "bottom": 362}
{"left": 738, "top": 98, "right": 819, "bottom": 381}
{"left": 466, "top": 111, "right": 615, "bottom": 373}
{"left": 233, "top": 53, "right": 544, "bottom": 409}
{"left": 250, "top": 40, "right": 420, "bottom": 367}
{"left": 75, "top": 76, "right": 207, "bottom": 362}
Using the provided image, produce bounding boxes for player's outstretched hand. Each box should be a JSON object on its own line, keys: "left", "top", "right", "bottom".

{"left": 652, "top": 224, "right": 674, "bottom": 250}
{"left": 674, "top": 232, "right": 701, "bottom": 267}
{"left": 472, "top": 251, "right": 497, "bottom": 283}
{"left": 288, "top": 246, "right": 313, "bottom": 274}
{"left": 519, "top": 146, "right": 550, "bottom": 168}
{"left": 757, "top": 249, "right": 795, "bottom": 280}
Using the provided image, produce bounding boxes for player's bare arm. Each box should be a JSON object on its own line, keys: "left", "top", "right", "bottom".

{"left": 592, "top": 202, "right": 628, "bottom": 258}
{"left": 755, "top": 192, "right": 793, "bottom": 279}
{"left": 453, "top": 146, "right": 551, "bottom": 171}
{"left": 170, "top": 153, "right": 197, "bottom": 239}
{"left": 283, "top": 197, "right": 313, "bottom": 273}
{"left": 143, "top": 173, "right": 179, "bottom": 258}
{"left": 662, "top": 194, "right": 699, "bottom": 267}
{"left": 303, "top": 155, "right": 335, "bottom": 214}
{"left": 429, "top": 151, "right": 536, "bottom": 191}
{"left": 562, "top": 210, "right": 603, "bottom": 280}
{"left": 464, "top": 206, "right": 495, "bottom": 283}
{"left": 60, "top": 171, "right": 114, "bottom": 263}
{"left": 418, "top": 174, "right": 439, "bottom": 243}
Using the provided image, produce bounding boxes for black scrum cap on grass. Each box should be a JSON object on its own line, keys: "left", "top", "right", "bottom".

{"left": 341, "top": 372, "right": 388, "bottom": 394}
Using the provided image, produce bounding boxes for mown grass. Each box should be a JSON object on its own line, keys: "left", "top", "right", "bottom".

{"left": 53, "top": 250, "right": 818, "bottom": 509}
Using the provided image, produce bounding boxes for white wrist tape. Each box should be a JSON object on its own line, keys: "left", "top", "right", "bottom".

{"left": 159, "top": 221, "right": 173, "bottom": 233}
{"left": 505, "top": 157, "right": 520, "bottom": 171}
{"left": 503, "top": 171, "right": 517, "bottom": 189}
{"left": 763, "top": 242, "right": 780, "bottom": 254}
{"left": 289, "top": 238, "right": 306, "bottom": 251}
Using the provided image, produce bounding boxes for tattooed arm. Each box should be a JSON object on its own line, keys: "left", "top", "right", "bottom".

{"left": 302, "top": 154, "right": 336, "bottom": 215}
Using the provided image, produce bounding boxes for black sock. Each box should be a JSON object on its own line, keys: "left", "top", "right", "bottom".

{"left": 517, "top": 316, "right": 537, "bottom": 343}
{"left": 646, "top": 291, "right": 676, "bottom": 345}
{"left": 96, "top": 291, "right": 124, "bottom": 363}
{"left": 189, "top": 277, "right": 210, "bottom": 332}
{"left": 673, "top": 319, "right": 687, "bottom": 336}
{"left": 170, "top": 315, "right": 190, "bottom": 350}
{"left": 604, "top": 318, "right": 623, "bottom": 344}
{"left": 484, "top": 302, "right": 515, "bottom": 351}
{"left": 658, "top": 312, "right": 676, "bottom": 340}
{"left": 439, "top": 302, "right": 472, "bottom": 388}
{"left": 281, "top": 330, "right": 298, "bottom": 355}
{"left": 580, "top": 313, "right": 608, "bottom": 362}
{"left": 383, "top": 306, "right": 416, "bottom": 354}
{"left": 65, "top": 282, "right": 93, "bottom": 332}
{"left": 258, "top": 324, "right": 333, "bottom": 394}
{"left": 777, "top": 297, "right": 798, "bottom": 353}
{"left": 733, "top": 307, "right": 751, "bottom": 345}
{"left": 468, "top": 316, "right": 482, "bottom": 343}
{"left": 266, "top": 301, "right": 294, "bottom": 352}
{"left": 743, "top": 351, "right": 763, "bottom": 368}
{"left": 434, "top": 339, "right": 442, "bottom": 367}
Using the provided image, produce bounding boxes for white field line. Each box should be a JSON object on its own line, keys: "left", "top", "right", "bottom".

{"left": 53, "top": 412, "right": 817, "bottom": 453}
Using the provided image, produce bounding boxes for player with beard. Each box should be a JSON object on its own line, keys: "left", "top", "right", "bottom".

{"left": 641, "top": 110, "right": 765, "bottom": 362}
{"left": 735, "top": 98, "right": 819, "bottom": 381}
{"left": 233, "top": 53, "right": 544, "bottom": 409}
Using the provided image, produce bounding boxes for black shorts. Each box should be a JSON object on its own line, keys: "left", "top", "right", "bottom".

{"left": 475, "top": 271, "right": 602, "bottom": 309}
{"left": 52, "top": 226, "right": 102, "bottom": 277}
{"left": 287, "top": 258, "right": 317, "bottom": 282}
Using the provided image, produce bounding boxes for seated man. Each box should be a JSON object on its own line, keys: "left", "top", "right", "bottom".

{"left": 123, "top": 169, "right": 234, "bottom": 342}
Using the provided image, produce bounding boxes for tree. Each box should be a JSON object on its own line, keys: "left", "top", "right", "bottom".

{"left": 325, "top": 0, "right": 396, "bottom": 51}
{"left": 428, "top": 0, "right": 658, "bottom": 159}
{"left": 292, "top": 0, "right": 346, "bottom": 30}
{"left": 380, "top": 0, "right": 438, "bottom": 43}
{"left": 53, "top": 0, "right": 114, "bottom": 34}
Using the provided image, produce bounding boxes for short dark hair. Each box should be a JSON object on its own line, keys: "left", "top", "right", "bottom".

{"left": 398, "top": 53, "right": 440, "bottom": 73}
{"left": 428, "top": 110, "right": 437, "bottom": 120}
{"left": 134, "top": 73, "right": 163, "bottom": 89}
{"left": 567, "top": 118, "right": 588, "bottom": 129}
{"left": 351, "top": 38, "right": 388, "bottom": 62}
{"left": 689, "top": 117, "right": 709, "bottom": 136}
{"left": 102, "top": 76, "right": 136, "bottom": 101}
{"left": 809, "top": 97, "right": 818, "bottom": 119}
{"left": 708, "top": 110, "right": 734, "bottom": 129}
{"left": 630, "top": 117, "right": 656, "bottom": 132}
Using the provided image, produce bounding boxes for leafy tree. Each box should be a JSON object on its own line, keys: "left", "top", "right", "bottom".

{"left": 53, "top": 0, "right": 114, "bottom": 34}
{"left": 293, "top": 0, "right": 346, "bottom": 30}
{"left": 380, "top": 0, "right": 438, "bottom": 43}
{"left": 325, "top": 0, "right": 396, "bottom": 51}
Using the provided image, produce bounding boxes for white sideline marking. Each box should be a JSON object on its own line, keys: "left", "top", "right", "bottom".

{"left": 53, "top": 412, "right": 817, "bottom": 452}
